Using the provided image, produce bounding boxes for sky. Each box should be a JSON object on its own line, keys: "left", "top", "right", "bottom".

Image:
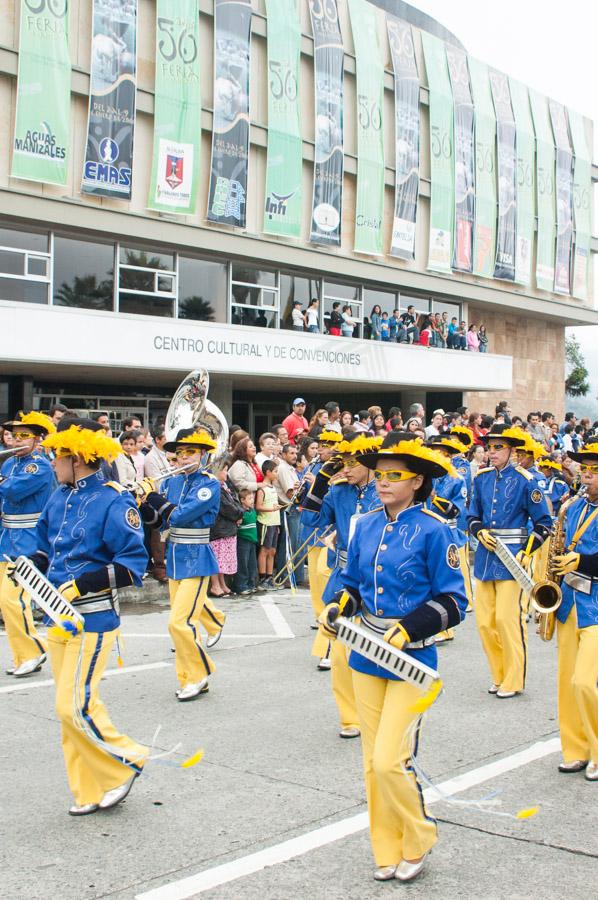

{"left": 408, "top": 0, "right": 598, "bottom": 414}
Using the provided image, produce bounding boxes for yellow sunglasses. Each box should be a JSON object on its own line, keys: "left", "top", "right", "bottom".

{"left": 175, "top": 447, "right": 203, "bottom": 457}
{"left": 373, "top": 469, "right": 418, "bottom": 482}
{"left": 343, "top": 457, "right": 363, "bottom": 468}
{"left": 12, "top": 431, "right": 35, "bottom": 440}
{"left": 487, "top": 442, "right": 510, "bottom": 451}
{"left": 579, "top": 463, "right": 598, "bottom": 474}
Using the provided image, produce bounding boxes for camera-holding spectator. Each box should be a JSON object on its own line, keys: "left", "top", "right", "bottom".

{"left": 467, "top": 323, "right": 480, "bottom": 351}
{"left": 291, "top": 300, "right": 304, "bottom": 332}
{"left": 256, "top": 460, "right": 282, "bottom": 590}
{"left": 229, "top": 437, "right": 263, "bottom": 494}
{"left": 210, "top": 457, "right": 244, "bottom": 598}
{"left": 341, "top": 305, "right": 357, "bottom": 337}
{"left": 398, "top": 305, "right": 420, "bottom": 343}
{"left": 233, "top": 489, "right": 259, "bottom": 595}
{"left": 282, "top": 398, "right": 309, "bottom": 445}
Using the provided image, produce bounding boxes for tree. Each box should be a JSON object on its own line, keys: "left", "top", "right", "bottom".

{"left": 54, "top": 274, "right": 113, "bottom": 310}
{"left": 565, "top": 335, "right": 590, "bottom": 397}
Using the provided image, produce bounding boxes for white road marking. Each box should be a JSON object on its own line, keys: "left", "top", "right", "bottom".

{"left": 258, "top": 596, "right": 294, "bottom": 639}
{"left": 134, "top": 737, "right": 561, "bottom": 900}
{"left": 0, "top": 661, "right": 173, "bottom": 694}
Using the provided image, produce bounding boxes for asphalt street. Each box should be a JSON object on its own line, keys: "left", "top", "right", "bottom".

{"left": 1, "top": 588, "right": 597, "bottom": 900}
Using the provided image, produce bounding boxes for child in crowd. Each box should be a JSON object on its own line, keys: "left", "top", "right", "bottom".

{"left": 255, "top": 459, "right": 282, "bottom": 590}
{"left": 380, "top": 312, "right": 390, "bottom": 341}
{"left": 233, "top": 489, "right": 259, "bottom": 595}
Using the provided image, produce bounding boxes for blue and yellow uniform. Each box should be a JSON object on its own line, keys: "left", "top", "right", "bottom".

{"left": 426, "top": 469, "right": 472, "bottom": 625}
{"left": 545, "top": 474, "right": 569, "bottom": 517}
{"left": 554, "top": 493, "right": 598, "bottom": 768}
{"left": 34, "top": 420, "right": 149, "bottom": 813}
{"left": 0, "top": 444, "right": 54, "bottom": 672}
{"left": 340, "top": 502, "right": 466, "bottom": 870}
{"left": 319, "top": 477, "right": 379, "bottom": 731}
{"left": 468, "top": 460, "right": 551, "bottom": 693}
{"left": 142, "top": 429, "right": 221, "bottom": 698}
{"left": 453, "top": 455, "right": 472, "bottom": 533}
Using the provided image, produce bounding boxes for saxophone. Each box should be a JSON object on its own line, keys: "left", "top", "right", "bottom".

{"left": 530, "top": 493, "right": 576, "bottom": 642}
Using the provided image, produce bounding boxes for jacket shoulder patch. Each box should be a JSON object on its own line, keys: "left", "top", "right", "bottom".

{"left": 475, "top": 466, "right": 493, "bottom": 477}
{"left": 360, "top": 506, "right": 383, "bottom": 518}
{"left": 201, "top": 471, "right": 219, "bottom": 481}
{"left": 515, "top": 466, "right": 534, "bottom": 481}
{"left": 105, "top": 481, "right": 127, "bottom": 493}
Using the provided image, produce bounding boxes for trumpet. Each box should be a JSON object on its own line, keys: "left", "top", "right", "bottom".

{"left": 287, "top": 454, "right": 320, "bottom": 507}
{"left": 0, "top": 447, "right": 20, "bottom": 460}
{"left": 271, "top": 523, "right": 334, "bottom": 587}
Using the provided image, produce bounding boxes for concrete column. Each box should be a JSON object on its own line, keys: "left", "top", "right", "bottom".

{"left": 209, "top": 376, "right": 233, "bottom": 424}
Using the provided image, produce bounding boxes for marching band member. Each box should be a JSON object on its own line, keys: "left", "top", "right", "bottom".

{"left": 468, "top": 425, "right": 552, "bottom": 698}
{"left": 298, "top": 430, "right": 343, "bottom": 670}
{"left": 425, "top": 435, "right": 471, "bottom": 638}
{"left": 319, "top": 433, "right": 467, "bottom": 882}
{"left": 318, "top": 434, "right": 381, "bottom": 738}
{"left": 510, "top": 430, "right": 549, "bottom": 492}
{"left": 0, "top": 412, "right": 55, "bottom": 677}
{"left": 29, "top": 419, "right": 148, "bottom": 816}
{"left": 141, "top": 428, "right": 221, "bottom": 701}
{"left": 551, "top": 442, "right": 598, "bottom": 781}
{"left": 537, "top": 456, "right": 569, "bottom": 517}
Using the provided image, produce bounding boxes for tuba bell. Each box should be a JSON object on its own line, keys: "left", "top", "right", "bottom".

{"left": 164, "top": 369, "right": 229, "bottom": 469}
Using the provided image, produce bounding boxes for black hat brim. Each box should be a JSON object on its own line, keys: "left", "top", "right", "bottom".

{"left": 567, "top": 450, "right": 598, "bottom": 463}
{"left": 359, "top": 450, "right": 446, "bottom": 479}
{"left": 2, "top": 421, "right": 48, "bottom": 436}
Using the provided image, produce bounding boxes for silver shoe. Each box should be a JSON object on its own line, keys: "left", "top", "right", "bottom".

{"left": 68, "top": 803, "right": 99, "bottom": 816}
{"left": 206, "top": 630, "right": 223, "bottom": 649}
{"left": 488, "top": 683, "right": 499, "bottom": 694}
{"left": 317, "top": 658, "right": 331, "bottom": 671}
{"left": 13, "top": 653, "right": 46, "bottom": 678}
{"left": 395, "top": 852, "right": 429, "bottom": 882}
{"left": 373, "top": 866, "right": 397, "bottom": 881}
{"left": 99, "top": 772, "right": 139, "bottom": 810}
{"left": 585, "top": 761, "right": 598, "bottom": 781}
{"left": 496, "top": 689, "right": 519, "bottom": 699}
{"left": 176, "top": 678, "right": 209, "bottom": 701}
{"left": 558, "top": 759, "right": 588, "bottom": 773}
{"left": 339, "top": 727, "right": 360, "bottom": 739}
{"left": 5, "top": 666, "right": 15, "bottom": 676}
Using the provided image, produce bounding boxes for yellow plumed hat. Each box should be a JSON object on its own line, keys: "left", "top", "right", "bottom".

{"left": 163, "top": 428, "right": 217, "bottom": 453}
{"left": 317, "top": 430, "right": 342, "bottom": 445}
{"left": 360, "top": 434, "right": 457, "bottom": 478}
{"left": 4, "top": 411, "right": 56, "bottom": 436}
{"left": 450, "top": 425, "right": 474, "bottom": 448}
{"left": 337, "top": 434, "right": 383, "bottom": 455}
{"left": 43, "top": 425, "right": 122, "bottom": 462}
{"left": 537, "top": 457, "right": 562, "bottom": 471}
{"left": 426, "top": 435, "right": 465, "bottom": 456}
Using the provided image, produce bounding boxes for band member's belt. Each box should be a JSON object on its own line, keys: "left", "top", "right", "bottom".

{"left": 445, "top": 518, "right": 459, "bottom": 528}
{"left": 72, "top": 590, "right": 118, "bottom": 615}
{"left": 336, "top": 549, "right": 348, "bottom": 568}
{"left": 492, "top": 528, "right": 528, "bottom": 543}
{"left": 168, "top": 527, "right": 210, "bottom": 545}
{"left": 563, "top": 572, "right": 595, "bottom": 595}
{"left": 360, "top": 609, "right": 435, "bottom": 650}
{"left": 1, "top": 512, "right": 41, "bottom": 529}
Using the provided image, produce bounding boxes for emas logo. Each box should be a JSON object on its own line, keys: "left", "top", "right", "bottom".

{"left": 84, "top": 138, "right": 131, "bottom": 190}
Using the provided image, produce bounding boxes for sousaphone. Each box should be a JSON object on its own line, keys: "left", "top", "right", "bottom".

{"left": 164, "top": 370, "right": 229, "bottom": 469}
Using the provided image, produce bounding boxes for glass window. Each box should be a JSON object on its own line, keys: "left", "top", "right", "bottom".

{"left": 323, "top": 280, "right": 359, "bottom": 301}
{"left": 0, "top": 228, "right": 48, "bottom": 252}
{"left": 119, "top": 246, "right": 174, "bottom": 270}
{"left": 119, "top": 294, "right": 174, "bottom": 318}
{"left": 279, "top": 273, "right": 321, "bottom": 329}
{"left": 364, "top": 288, "right": 398, "bottom": 317}
{"left": 432, "top": 299, "right": 461, "bottom": 320}
{"left": 400, "top": 294, "right": 430, "bottom": 314}
{"left": 0, "top": 249, "right": 25, "bottom": 276}
{"left": 0, "top": 277, "right": 48, "bottom": 304}
{"left": 231, "top": 307, "right": 276, "bottom": 328}
{"left": 27, "top": 256, "right": 49, "bottom": 278}
{"left": 53, "top": 237, "right": 114, "bottom": 311}
{"left": 232, "top": 283, "right": 260, "bottom": 306}
{"left": 178, "top": 257, "right": 226, "bottom": 322}
{"left": 231, "top": 265, "right": 276, "bottom": 287}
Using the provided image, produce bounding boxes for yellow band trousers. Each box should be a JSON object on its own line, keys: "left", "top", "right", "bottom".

{"left": 474, "top": 578, "right": 527, "bottom": 692}
{"left": 352, "top": 670, "right": 437, "bottom": 866}
{"left": 308, "top": 546, "right": 331, "bottom": 659}
{"left": 168, "top": 577, "right": 215, "bottom": 687}
{"left": 200, "top": 596, "right": 226, "bottom": 637}
{"left": 330, "top": 639, "right": 359, "bottom": 729}
{"left": 0, "top": 561, "right": 47, "bottom": 667}
{"left": 557, "top": 609, "right": 598, "bottom": 764}
{"left": 48, "top": 630, "right": 148, "bottom": 806}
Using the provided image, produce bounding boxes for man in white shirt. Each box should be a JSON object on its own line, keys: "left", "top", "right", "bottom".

{"left": 274, "top": 443, "right": 304, "bottom": 584}
{"left": 143, "top": 428, "right": 171, "bottom": 478}
{"left": 424, "top": 409, "right": 445, "bottom": 439}
{"left": 255, "top": 432, "right": 277, "bottom": 469}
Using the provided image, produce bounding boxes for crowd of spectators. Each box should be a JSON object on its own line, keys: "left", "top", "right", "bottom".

{"left": 2, "top": 398, "right": 594, "bottom": 597}
{"left": 288, "top": 298, "right": 489, "bottom": 352}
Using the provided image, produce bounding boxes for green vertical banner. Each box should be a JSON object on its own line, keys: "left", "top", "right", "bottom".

{"left": 509, "top": 78, "right": 535, "bottom": 286}
{"left": 263, "top": 0, "right": 302, "bottom": 238}
{"left": 12, "top": 0, "right": 70, "bottom": 185}
{"left": 421, "top": 33, "right": 454, "bottom": 273}
{"left": 468, "top": 58, "right": 496, "bottom": 277}
{"left": 529, "top": 90, "right": 556, "bottom": 292}
{"left": 349, "top": 0, "right": 385, "bottom": 256}
{"left": 568, "top": 109, "right": 592, "bottom": 301}
{"left": 148, "top": 0, "right": 201, "bottom": 214}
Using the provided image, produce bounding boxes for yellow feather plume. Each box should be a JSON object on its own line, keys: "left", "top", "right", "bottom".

{"left": 377, "top": 441, "right": 458, "bottom": 478}
{"left": 317, "top": 430, "right": 342, "bottom": 444}
{"left": 179, "top": 430, "right": 217, "bottom": 451}
{"left": 43, "top": 425, "right": 123, "bottom": 462}
{"left": 17, "top": 411, "right": 56, "bottom": 434}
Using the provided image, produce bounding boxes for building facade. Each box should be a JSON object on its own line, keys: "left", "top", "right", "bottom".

{"left": 0, "top": 0, "right": 596, "bottom": 434}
